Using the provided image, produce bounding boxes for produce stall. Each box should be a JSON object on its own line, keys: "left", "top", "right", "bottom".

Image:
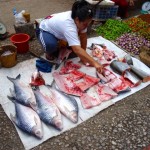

{"left": 96, "top": 14, "right": 150, "bottom": 66}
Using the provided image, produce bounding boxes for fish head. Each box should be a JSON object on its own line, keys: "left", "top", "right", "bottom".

{"left": 70, "top": 111, "right": 78, "bottom": 123}
{"left": 53, "top": 117, "right": 63, "bottom": 131}
{"left": 32, "top": 126, "right": 43, "bottom": 139}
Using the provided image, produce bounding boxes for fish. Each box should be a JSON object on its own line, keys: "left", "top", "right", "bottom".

{"left": 48, "top": 87, "right": 79, "bottom": 123}
{"left": 29, "top": 70, "right": 45, "bottom": 86}
{"left": 66, "top": 70, "right": 85, "bottom": 81}
{"left": 55, "top": 48, "right": 72, "bottom": 69}
{"left": 52, "top": 72, "right": 83, "bottom": 96}
{"left": 110, "top": 60, "right": 131, "bottom": 75}
{"left": 76, "top": 74, "right": 100, "bottom": 91}
{"left": 96, "top": 68, "right": 116, "bottom": 84}
{"left": 124, "top": 71, "right": 141, "bottom": 87}
{"left": 7, "top": 74, "right": 37, "bottom": 110}
{"left": 103, "top": 49, "right": 116, "bottom": 61}
{"left": 130, "top": 65, "right": 150, "bottom": 83}
{"left": 123, "top": 54, "right": 133, "bottom": 65}
{"left": 96, "top": 71, "right": 108, "bottom": 83}
{"left": 59, "top": 60, "right": 81, "bottom": 74}
{"left": 80, "top": 93, "right": 98, "bottom": 109}
{"left": 106, "top": 77, "right": 131, "bottom": 93}
{"left": 9, "top": 98, "right": 43, "bottom": 139}
{"left": 33, "top": 88, "right": 63, "bottom": 130}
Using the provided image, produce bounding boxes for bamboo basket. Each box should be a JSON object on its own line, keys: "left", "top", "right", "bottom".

{"left": 139, "top": 51, "right": 150, "bottom": 67}
{"left": 0, "top": 44, "right": 17, "bottom": 68}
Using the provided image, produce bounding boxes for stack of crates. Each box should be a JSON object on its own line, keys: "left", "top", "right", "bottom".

{"left": 93, "top": 5, "right": 119, "bottom": 21}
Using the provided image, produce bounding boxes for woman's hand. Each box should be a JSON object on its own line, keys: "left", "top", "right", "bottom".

{"left": 94, "top": 62, "right": 103, "bottom": 73}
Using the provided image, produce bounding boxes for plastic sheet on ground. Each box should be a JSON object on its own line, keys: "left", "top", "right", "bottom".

{"left": 0, "top": 36, "right": 150, "bottom": 150}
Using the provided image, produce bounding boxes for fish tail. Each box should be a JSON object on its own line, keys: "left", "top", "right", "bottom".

{"left": 10, "top": 113, "right": 17, "bottom": 124}
{"left": 7, "top": 74, "right": 21, "bottom": 83}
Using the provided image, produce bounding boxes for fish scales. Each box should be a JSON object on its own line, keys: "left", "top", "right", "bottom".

{"left": 33, "top": 88, "right": 63, "bottom": 130}
{"left": 7, "top": 74, "right": 37, "bottom": 110}
{"left": 49, "top": 87, "right": 79, "bottom": 123}
{"left": 11, "top": 102, "right": 43, "bottom": 139}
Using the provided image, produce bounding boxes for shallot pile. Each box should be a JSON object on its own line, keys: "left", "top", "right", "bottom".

{"left": 116, "top": 33, "right": 150, "bottom": 55}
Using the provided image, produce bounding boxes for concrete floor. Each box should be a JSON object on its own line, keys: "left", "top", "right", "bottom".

{"left": 0, "top": 1, "right": 150, "bottom": 150}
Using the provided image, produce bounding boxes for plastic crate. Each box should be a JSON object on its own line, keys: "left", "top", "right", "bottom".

{"left": 93, "top": 5, "right": 119, "bottom": 21}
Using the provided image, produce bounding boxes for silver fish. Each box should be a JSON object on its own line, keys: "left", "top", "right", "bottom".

{"left": 130, "top": 65, "right": 150, "bottom": 83}
{"left": 49, "top": 87, "right": 78, "bottom": 123}
{"left": 110, "top": 60, "right": 130, "bottom": 75}
{"left": 124, "top": 71, "right": 141, "bottom": 86}
{"left": 124, "top": 54, "right": 133, "bottom": 65}
{"left": 10, "top": 100, "right": 43, "bottom": 139}
{"left": 7, "top": 74, "right": 37, "bottom": 110}
{"left": 33, "top": 88, "right": 63, "bottom": 130}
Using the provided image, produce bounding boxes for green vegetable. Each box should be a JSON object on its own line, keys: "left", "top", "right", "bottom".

{"left": 96, "top": 19, "right": 131, "bottom": 40}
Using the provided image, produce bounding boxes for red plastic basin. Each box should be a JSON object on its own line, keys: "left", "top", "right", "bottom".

{"left": 10, "top": 33, "right": 30, "bottom": 53}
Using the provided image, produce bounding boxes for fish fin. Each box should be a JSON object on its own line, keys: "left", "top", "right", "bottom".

{"left": 7, "top": 95, "right": 16, "bottom": 102}
{"left": 7, "top": 74, "right": 21, "bottom": 82}
{"left": 34, "top": 116, "right": 38, "bottom": 125}
{"left": 9, "top": 88, "right": 16, "bottom": 97}
{"left": 29, "top": 100, "right": 37, "bottom": 110}
{"left": 79, "top": 116, "right": 83, "bottom": 121}
{"left": 16, "top": 74, "right": 21, "bottom": 80}
{"left": 10, "top": 113, "right": 18, "bottom": 125}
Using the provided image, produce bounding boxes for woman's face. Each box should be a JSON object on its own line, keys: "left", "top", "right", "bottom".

{"left": 75, "top": 17, "right": 92, "bottom": 31}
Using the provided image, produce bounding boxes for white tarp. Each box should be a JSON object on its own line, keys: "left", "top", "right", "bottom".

{"left": 0, "top": 36, "right": 150, "bottom": 150}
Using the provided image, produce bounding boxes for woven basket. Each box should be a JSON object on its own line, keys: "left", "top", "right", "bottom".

{"left": 0, "top": 44, "right": 17, "bottom": 68}
{"left": 139, "top": 51, "right": 150, "bottom": 67}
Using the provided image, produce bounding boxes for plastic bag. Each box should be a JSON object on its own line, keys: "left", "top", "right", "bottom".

{"left": 13, "top": 9, "right": 26, "bottom": 24}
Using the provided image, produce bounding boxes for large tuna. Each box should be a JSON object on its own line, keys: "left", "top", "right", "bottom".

{"left": 49, "top": 87, "right": 79, "bottom": 123}
{"left": 33, "top": 88, "right": 63, "bottom": 131}
{"left": 7, "top": 74, "right": 37, "bottom": 110}
{"left": 9, "top": 99, "right": 43, "bottom": 139}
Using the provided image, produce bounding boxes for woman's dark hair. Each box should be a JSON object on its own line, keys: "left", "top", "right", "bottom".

{"left": 71, "top": 0, "right": 94, "bottom": 21}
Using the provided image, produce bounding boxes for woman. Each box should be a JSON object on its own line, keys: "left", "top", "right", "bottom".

{"left": 38, "top": 0, "right": 103, "bottom": 73}
{"left": 112, "top": 0, "right": 134, "bottom": 18}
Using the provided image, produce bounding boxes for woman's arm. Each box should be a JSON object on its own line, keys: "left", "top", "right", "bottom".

{"left": 79, "top": 32, "right": 87, "bottom": 50}
{"left": 71, "top": 45, "right": 103, "bottom": 73}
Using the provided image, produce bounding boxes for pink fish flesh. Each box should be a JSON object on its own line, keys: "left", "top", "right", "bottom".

{"left": 66, "top": 70, "right": 85, "bottom": 81}
{"left": 80, "top": 93, "right": 99, "bottom": 109}
{"left": 103, "top": 49, "right": 116, "bottom": 61}
{"left": 80, "top": 84, "right": 117, "bottom": 109}
{"left": 52, "top": 72, "right": 83, "bottom": 96}
{"left": 76, "top": 75, "right": 100, "bottom": 91}
{"left": 59, "top": 60, "right": 81, "bottom": 74}
{"left": 106, "top": 77, "right": 131, "bottom": 93}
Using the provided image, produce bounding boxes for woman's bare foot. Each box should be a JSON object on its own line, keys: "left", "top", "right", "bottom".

{"left": 45, "top": 53, "right": 56, "bottom": 61}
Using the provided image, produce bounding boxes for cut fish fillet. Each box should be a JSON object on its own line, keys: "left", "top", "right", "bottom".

{"left": 53, "top": 72, "right": 83, "bottom": 96}
{"left": 76, "top": 74, "right": 100, "bottom": 91}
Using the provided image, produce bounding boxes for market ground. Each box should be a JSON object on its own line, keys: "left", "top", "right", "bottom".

{"left": 0, "top": 0, "right": 150, "bottom": 150}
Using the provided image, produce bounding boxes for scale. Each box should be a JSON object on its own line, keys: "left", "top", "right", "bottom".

{"left": 0, "top": 21, "right": 7, "bottom": 40}
{"left": 142, "top": 1, "right": 150, "bottom": 12}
